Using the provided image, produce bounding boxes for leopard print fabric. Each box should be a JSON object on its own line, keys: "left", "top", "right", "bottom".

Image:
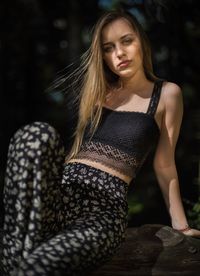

{"left": 2, "top": 122, "right": 129, "bottom": 276}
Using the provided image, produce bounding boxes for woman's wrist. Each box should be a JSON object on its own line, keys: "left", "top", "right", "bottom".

{"left": 173, "top": 224, "right": 191, "bottom": 232}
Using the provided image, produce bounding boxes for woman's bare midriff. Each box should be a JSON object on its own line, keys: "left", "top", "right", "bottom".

{"left": 66, "top": 158, "right": 132, "bottom": 185}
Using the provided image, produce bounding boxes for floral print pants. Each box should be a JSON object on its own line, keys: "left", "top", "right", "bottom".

{"left": 2, "top": 122, "right": 129, "bottom": 276}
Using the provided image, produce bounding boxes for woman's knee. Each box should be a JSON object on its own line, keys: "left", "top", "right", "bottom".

{"left": 12, "top": 121, "right": 57, "bottom": 143}
{"left": 8, "top": 121, "right": 65, "bottom": 162}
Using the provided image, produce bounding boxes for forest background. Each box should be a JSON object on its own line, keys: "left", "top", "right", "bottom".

{"left": 1, "top": 0, "right": 200, "bottom": 229}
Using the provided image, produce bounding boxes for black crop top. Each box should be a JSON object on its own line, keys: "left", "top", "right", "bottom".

{"left": 75, "top": 80, "right": 164, "bottom": 180}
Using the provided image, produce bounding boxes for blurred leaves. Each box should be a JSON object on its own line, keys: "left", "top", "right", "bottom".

{"left": 188, "top": 198, "right": 200, "bottom": 229}
{"left": 127, "top": 194, "right": 144, "bottom": 219}
{"left": 1, "top": 0, "right": 200, "bottom": 227}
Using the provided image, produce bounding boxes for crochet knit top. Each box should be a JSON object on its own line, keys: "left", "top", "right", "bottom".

{"left": 75, "top": 80, "right": 164, "bottom": 180}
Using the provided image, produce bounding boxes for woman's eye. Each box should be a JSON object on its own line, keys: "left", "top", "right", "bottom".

{"left": 122, "top": 38, "right": 133, "bottom": 45}
{"left": 103, "top": 46, "right": 113, "bottom": 53}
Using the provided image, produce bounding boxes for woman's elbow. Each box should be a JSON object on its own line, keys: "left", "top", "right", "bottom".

{"left": 153, "top": 157, "right": 176, "bottom": 174}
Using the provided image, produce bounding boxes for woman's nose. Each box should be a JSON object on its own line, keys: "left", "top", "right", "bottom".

{"left": 115, "top": 45, "right": 125, "bottom": 58}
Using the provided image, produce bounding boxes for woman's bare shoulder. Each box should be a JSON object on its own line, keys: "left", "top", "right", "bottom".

{"left": 161, "top": 80, "right": 182, "bottom": 98}
{"left": 160, "top": 81, "right": 182, "bottom": 109}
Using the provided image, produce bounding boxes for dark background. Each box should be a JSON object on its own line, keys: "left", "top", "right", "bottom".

{"left": 1, "top": 0, "right": 200, "bottom": 228}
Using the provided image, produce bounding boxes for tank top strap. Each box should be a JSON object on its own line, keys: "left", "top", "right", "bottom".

{"left": 146, "top": 79, "right": 165, "bottom": 116}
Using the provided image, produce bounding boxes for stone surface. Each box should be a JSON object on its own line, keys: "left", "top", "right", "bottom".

{"left": 1, "top": 225, "right": 200, "bottom": 276}
{"left": 90, "top": 224, "right": 200, "bottom": 276}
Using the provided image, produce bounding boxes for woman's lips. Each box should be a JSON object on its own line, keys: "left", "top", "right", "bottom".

{"left": 118, "top": 60, "right": 131, "bottom": 68}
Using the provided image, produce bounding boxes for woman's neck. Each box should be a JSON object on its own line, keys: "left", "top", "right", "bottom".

{"left": 120, "top": 73, "right": 152, "bottom": 95}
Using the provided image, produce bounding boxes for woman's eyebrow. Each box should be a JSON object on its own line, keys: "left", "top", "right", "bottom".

{"left": 120, "top": 33, "right": 135, "bottom": 39}
{"left": 102, "top": 41, "right": 113, "bottom": 46}
{"left": 102, "top": 33, "right": 135, "bottom": 46}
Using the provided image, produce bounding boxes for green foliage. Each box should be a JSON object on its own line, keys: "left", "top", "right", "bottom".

{"left": 127, "top": 194, "right": 144, "bottom": 220}
{"left": 98, "top": 0, "right": 122, "bottom": 11}
{"left": 188, "top": 198, "right": 200, "bottom": 229}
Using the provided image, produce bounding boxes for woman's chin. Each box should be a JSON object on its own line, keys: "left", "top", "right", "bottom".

{"left": 117, "top": 70, "right": 136, "bottom": 79}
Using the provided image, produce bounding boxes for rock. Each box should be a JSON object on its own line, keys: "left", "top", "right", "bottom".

{"left": 90, "top": 224, "right": 200, "bottom": 276}
{"left": 1, "top": 225, "right": 200, "bottom": 276}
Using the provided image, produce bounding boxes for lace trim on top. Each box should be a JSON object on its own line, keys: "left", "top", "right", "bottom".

{"left": 75, "top": 141, "right": 143, "bottom": 179}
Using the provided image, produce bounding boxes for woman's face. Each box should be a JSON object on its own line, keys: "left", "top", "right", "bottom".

{"left": 101, "top": 18, "right": 144, "bottom": 79}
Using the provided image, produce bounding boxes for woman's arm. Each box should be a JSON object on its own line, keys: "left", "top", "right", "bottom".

{"left": 153, "top": 82, "right": 200, "bottom": 237}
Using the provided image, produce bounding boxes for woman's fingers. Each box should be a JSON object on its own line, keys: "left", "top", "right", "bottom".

{"left": 182, "top": 228, "right": 200, "bottom": 238}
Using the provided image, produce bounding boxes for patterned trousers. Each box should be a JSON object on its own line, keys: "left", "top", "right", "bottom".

{"left": 2, "top": 122, "right": 129, "bottom": 275}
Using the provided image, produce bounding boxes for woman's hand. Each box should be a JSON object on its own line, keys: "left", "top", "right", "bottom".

{"left": 178, "top": 227, "right": 200, "bottom": 238}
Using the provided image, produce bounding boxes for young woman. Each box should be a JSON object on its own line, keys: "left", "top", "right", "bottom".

{"left": 2, "top": 10, "right": 200, "bottom": 276}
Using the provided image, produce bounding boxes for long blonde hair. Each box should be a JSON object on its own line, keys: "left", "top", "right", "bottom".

{"left": 65, "top": 10, "right": 159, "bottom": 161}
